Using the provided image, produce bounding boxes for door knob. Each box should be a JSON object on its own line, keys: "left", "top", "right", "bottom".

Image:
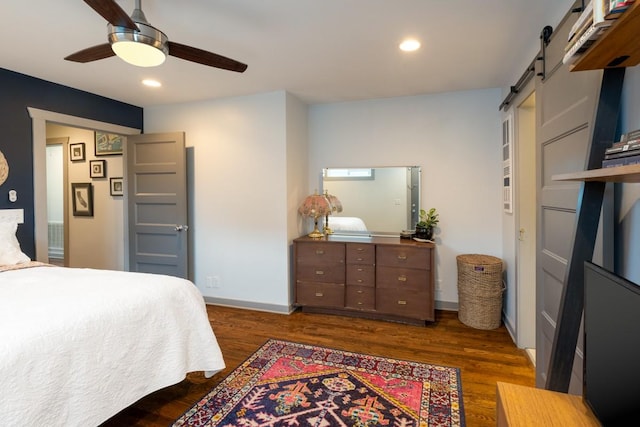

{"left": 175, "top": 225, "right": 189, "bottom": 232}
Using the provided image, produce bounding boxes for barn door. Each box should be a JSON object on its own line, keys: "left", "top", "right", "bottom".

{"left": 127, "top": 132, "right": 188, "bottom": 278}
{"left": 534, "top": 5, "right": 602, "bottom": 392}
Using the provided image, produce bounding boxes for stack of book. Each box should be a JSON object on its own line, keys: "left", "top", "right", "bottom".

{"left": 606, "top": 0, "right": 636, "bottom": 18}
{"left": 603, "top": 129, "right": 640, "bottom": 168}
{"left": 563, "top": 0, "right": 636, "bottom": 65}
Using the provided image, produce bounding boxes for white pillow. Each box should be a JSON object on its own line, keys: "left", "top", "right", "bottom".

{"left": 0, "top": 221, "right": 31, "bottom": 265}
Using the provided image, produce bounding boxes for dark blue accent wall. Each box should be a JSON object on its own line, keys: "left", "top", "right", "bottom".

{"left": 0, "top": 67, "right": 143, "bottom": 258}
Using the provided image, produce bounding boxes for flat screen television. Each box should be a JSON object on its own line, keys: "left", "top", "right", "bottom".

{"left": 584, "top": 261, "right": 640, "bottom": 425}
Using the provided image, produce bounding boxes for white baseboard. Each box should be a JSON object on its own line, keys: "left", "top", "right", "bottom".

{"left": 525, "top": 348, "right": 536, "bottom": 367}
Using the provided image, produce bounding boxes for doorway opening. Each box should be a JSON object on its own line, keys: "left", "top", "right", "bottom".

{"left": 515, "top": 91, "right": 537, "bottom": 362}
{"left": 28, "top": 107, "right": 140, "bottom": 265}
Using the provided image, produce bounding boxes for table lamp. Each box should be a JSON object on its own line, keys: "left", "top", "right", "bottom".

{"left": 298, "top": 191, "right": 332, "bottom": 238}
{"left": 323, "top": 191, "right": 343, "bottom": 234}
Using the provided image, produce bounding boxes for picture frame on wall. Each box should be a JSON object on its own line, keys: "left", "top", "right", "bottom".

{"left": 95, "top": 132, "right": 123, "bottom": 156}
{"left": 69, "top": 142, "right": 85, "bottom": 161}
{"left": 89, "top": 159, "right": 106, "bottom": 178}
{"left": 72, "top": 183, "right": 93, "bottom": 217}
{"left": 110, "top": 177, "right": 124, "bottom": 196}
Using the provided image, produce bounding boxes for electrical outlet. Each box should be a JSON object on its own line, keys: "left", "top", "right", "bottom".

{"left": 212, "top": 276, "right": 221, "bottom": 288}
{"left": 205, "top": 276, "right": 214, "bottom": 288}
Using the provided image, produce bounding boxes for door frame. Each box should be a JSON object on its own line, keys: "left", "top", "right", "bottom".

{"left": 514, "top": 89, "right": 537, "bottom": 351}
{"left": 28, "top": 107, "right": 140, "bottom": 262}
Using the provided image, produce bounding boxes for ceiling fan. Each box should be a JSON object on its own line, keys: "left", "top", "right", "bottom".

{"left": 65, "top": 0, "right": 247, "bottom": 72}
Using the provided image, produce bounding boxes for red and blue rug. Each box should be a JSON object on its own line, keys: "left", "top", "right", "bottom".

{"left": 173, "top": 339, "right": 465, "bottom": 427}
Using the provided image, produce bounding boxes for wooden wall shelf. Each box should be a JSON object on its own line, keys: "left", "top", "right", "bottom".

{"left": 552, "top": 164, "right": 640, "bottom": 183}
{"left": 571, "top": 2, "right": 640, "bottom": 71}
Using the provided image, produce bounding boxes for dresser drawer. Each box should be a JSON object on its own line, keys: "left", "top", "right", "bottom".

{"left": 376, "top": 266, "right": 429, "bottom": 291}
{"left": 346, "top": 285, "right": 375, "bottom": 310}
{"left": 346, "top": 264, "right": 375, "bottom": 286}
{"left": 297, "top": 264, "right": 345, "bottom": 284}
{"left": 376, "top": 288, "right": 432, "bottom": 320}
{"left": 296, "top": 242, "right": 345, "bottom": 266}
{"left": 377, "top": 245, "right": 430, "bottom": 270}
{"left": 297, "top": 282, "right": 345, "bottom": 307}
{"left": 346, "top": 243, "right": 375, "bottom": 265}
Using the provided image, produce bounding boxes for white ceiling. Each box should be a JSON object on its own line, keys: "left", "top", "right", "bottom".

{"left": 1, "top": 0, "right": 573, "bottom": 108}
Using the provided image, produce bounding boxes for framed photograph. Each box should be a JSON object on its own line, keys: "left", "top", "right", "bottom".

{"left": 69, "top": 142, "right": 85, "bottom": 161}
{"left": 89, "top": 160, "right": 106, "bottom": 178}
{"left": 110, "top": 177, "right": 124, "bottom": 196}
{"left": 95, "top": 132, "right": 123, "bottom": 156}
{"left": 71, "top": 183, "right": 93, "bottom": 217}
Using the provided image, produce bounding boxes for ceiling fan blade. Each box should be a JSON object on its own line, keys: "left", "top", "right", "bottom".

{"left": 83, "top": 0, "right": 139, "bottom": 31}
{"left": 65, "top": 43, "right": 115, "bottom": 63}
{"left": 168, "top": 41, "right": 247, "bottom": 73}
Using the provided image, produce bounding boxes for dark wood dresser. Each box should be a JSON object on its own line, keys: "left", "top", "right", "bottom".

{"left": 293, "top": 235, "right": 435, "bottom": 325}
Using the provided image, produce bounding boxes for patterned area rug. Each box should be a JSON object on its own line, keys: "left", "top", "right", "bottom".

{"left": 173, "top": 339, "right": 465, "bottom": 427}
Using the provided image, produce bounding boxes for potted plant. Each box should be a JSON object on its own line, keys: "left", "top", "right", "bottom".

{"left": 415, "top": 208, "right": 439, "bottom": 240}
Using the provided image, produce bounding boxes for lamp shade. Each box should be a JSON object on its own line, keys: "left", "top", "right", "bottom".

{"left": 298, "top": 193, "right": 332, "bottom": 218}
{"left": 109, "top": 21, "right": 168, "bottom": 67}
{"left": 326, "top": 193, "right": 343, "bottom": 213}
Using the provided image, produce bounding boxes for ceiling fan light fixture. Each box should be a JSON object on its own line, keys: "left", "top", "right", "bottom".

{"left": 109, "top": 22, "right": 168, "bottom": 67}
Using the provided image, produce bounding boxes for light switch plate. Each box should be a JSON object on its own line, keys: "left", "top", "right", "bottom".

{"left": 0, "top": 208, "right": 24, "bottom": 224}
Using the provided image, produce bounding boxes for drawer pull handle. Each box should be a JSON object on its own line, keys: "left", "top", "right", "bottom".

{"left": 357, "top": 257, "right": 363, "bottom": 261}
{"left": 315, "top": 270, "right": 324, "bottom": 275}
{"left": 357, "top": 302, "right": 363, "bottom": 305}
{"left": 357, "top": 248, "right": 364, "bottom": 252}
{"left": 357, "top": 268, "right": 364, "bottom": 272}
{"left": 315, "top": 292, "right": 324, "bottom": 297}
{"left": 357, "top": 290, "right": 364, "bottom": 294}
{"left": 315, "top": 250, "right": 325, "bottom": 255}
{"left": 357, "top": 279, "right": 363, "bottom": 283}
{"left": 397, "top": 254, "right": 407, "bottom": 260}
{"left": 397, "top": 275, "right": 407, "bottom": 282}
{"left": 397, "top": 300, "right": 407, "bottom": 305}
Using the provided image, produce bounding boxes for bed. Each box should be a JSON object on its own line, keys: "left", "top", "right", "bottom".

{"left": 0, "top": 221, "right": 225, "bottom": 426}
{"left": 327, "top": 216, "right": 368, "bottom": 232}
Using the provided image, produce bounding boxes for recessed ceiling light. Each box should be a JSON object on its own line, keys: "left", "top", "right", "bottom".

{"left": 399, "top": 39, "right": 421, "bottom": 52}
{"left": 142, "top": 79, "right": 162, "bottom": 88}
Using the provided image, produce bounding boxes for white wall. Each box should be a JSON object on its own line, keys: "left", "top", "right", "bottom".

{"left": 308, "top": 89, "right": 503, "bottom": 305}
{"left": 46, "top": 123, "right": 125, "bottom": 270}
{"left": 45, "top": 144, "right": 63, "bottom": 223}
{"left": 144, "top": 91, "right": 307, "bottom": 312}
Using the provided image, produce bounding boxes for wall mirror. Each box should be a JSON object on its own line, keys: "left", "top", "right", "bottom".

{"left": 321, "top": 166, "right": 420, "bottom": 236}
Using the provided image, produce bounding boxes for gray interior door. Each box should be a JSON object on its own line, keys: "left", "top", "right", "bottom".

{"left": 534, "top": 4, "right": 602, "bottom": 392}
{"left": 127, "top": 132, "right": 188, "bottom": 278}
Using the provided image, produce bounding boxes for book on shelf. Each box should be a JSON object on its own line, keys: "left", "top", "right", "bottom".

{"left": 606, "top": 0, "right": 636, "bottom": 18}
{"left": 605, "top": 145, "right": 640, "bottom": 159}
{"left": 606, "top": 138, "right": 640, "bottom": 152}
{"left": 594, "top": 0, "right": 615, "bottom": 27}
{"left": 568, "top": 1, "right": 594, "bottom": 42}
{"left": 610, "top": 0, "right": 635, "bottom": 12}
{"left": 563, "top": 23, "right": 607, "bottom": 65}
{"left": 625, "top": 128, "right": 640, "bottom": 141}
{"left": 602, "top": 153, "right": 640, "bottom": 168}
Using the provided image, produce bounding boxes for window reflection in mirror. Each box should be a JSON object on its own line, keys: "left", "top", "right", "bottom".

{"left": 321, "top": 166, "right": 420, "bottom": 236}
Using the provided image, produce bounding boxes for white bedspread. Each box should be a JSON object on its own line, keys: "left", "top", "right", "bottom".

{"left": 0, "top": 266, "right": 225, "bottom": 427}
{"left": 327, "top": 216, "right": 368, "bottom": 232}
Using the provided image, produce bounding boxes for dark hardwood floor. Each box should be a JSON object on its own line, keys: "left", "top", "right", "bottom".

{"left": 101, "top": 305, "right": 534, "bottom": 426}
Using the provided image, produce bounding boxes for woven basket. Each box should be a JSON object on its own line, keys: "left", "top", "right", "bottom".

{"left": 456, "top": 254, "right": 504, "bottom": 330}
